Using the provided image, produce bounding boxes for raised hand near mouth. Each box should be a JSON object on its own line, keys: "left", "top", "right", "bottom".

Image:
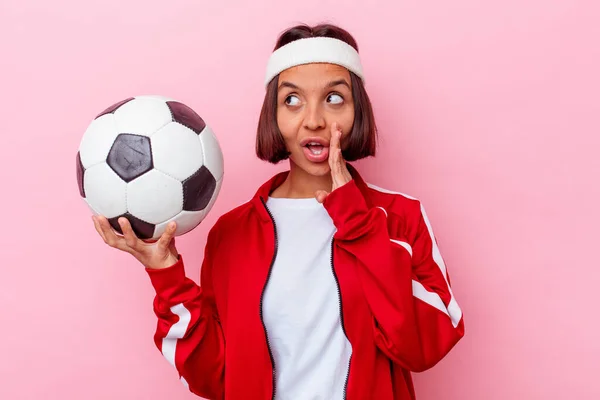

{"left": 315, "top": 122, "right": 353, "bottom": 204}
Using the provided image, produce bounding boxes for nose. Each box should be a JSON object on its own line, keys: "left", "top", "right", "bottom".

{"left": 303, "top": 102, "right": 326, "bottom": 131}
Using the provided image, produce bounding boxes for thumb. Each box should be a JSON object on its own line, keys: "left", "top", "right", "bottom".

{"left": 169, "top": 236, "right": 178, "bottom": 253}
{"left": 315, "top": 190, "right": 329, "bottom": 204}
{"left": 157, "top": 221, "right": 177, "bottom": 251}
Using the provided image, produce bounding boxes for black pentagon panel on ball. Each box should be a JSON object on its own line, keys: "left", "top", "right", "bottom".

{"left": 166, "top": 101, "right": 206, "bottom": 134}
{"left": 107, "top": 134, "right": 153, "bottom": 182}
{"left": 76, "top": 151, "right": 85, "bottom": 198}
{"left": 95, "top": 97, "right": 135, "bottom": 119}
{"left": 182, "top": 166, "right": 217, "bottom": 211}
{"left": 108, "top": 213, "right": 156, "bottom": 240}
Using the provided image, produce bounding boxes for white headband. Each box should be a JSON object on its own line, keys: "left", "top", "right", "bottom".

{"left": 264, "top": 37, "right": 365, "bottom": 88}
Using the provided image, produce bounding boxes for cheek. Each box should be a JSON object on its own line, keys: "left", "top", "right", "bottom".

{"left": 277, "top": 110, "right": 302, "bottom": 141}
{"left": 337, "top": 107, "right": 355, "bottom": 138}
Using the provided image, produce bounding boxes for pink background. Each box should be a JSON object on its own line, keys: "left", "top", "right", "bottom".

{"left": 1, "top": 0, "right": 598, "bottom": 399}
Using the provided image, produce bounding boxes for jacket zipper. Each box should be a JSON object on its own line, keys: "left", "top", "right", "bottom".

{"left": 259, "top": 198, "right": 351, "bottom": 399}
{"left": 259, "top": 197, "right": 278, "bottom": 400}
{"left": 331, "top": 238, "right": 352, "bottom": 399}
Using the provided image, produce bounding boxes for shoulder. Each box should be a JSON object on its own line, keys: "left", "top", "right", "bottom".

{"left": 363, "top": 181, "right": 423, "bottom": 218}
{"left": 213, "top": 199, "right": 255, "bottom": 229}
{"left": 218, "top": 199, "right": 256, "bottom": 224}
{"left": 361, "top": 181, "right": 434, "bottom": 239}
{"left": 206, "top": 198, "right": 259, "bottom": 243}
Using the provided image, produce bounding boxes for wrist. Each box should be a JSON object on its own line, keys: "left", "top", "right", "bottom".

{"left": 145, "top": 255, "right": 186, "bottom": 296}
{"left": 323, "top": 180, "right": 370, "bottom": 237}
{"left": 147, "top": 254, "right": 180, "bottom": 270}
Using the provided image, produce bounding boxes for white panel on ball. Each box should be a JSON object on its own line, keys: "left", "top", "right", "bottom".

{"left": 199, "top": 126, "right": 225, "bottom": 181}
{"left": 85, "top": 202, "right": 100, "bottom": 216}
{"left": 126, "top": 169, "right": 183, "bottom": 224}
{"left": 114, "top": 97, "right": 173, "bottom": 137}
{"left": 152, "top": 122, "right": 204, "bottom": 181}
{"left": 136, "top": 95, "right": 176, "bottom": 102}
{"left": 78, "top": 114, "right": 119, "bottom": 169}
{"left": 83, "top": 163, "right": 128, "bottom": 218}
{"left": 154, "top": 209, "right": 206, "bottom": 238}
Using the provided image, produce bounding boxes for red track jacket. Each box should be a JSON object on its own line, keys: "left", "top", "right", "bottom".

{"left": 145, "top": 165, "right": 465, "bottom": 399}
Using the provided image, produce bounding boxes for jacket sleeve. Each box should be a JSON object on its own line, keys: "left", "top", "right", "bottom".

{"left": 145, "top": 227, "right": 225, "bottom": 399}
{"left": 323, "top": 180, "right": 465, "bottom": 372}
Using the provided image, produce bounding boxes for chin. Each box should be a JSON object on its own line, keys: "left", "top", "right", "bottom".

{"left": 305, "top": 163, "right": 331, "bottom": 177}
{"left": 291, "top": 157, "right": 331, "bottom": 177}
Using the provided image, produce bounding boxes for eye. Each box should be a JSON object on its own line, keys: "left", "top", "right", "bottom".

{"left": 285, "top": 95, "right": 301, "bottom": 106}
{"left": 327, "top": 93, "right": 344, "bottom": 105}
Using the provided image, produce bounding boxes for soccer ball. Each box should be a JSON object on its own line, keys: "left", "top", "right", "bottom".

{"left": 76, "top": 95, "right": 224, "bottom": 240}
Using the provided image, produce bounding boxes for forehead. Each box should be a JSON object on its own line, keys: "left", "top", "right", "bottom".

{"left": 278, "top": 63, "right": 351, "bottom": 88}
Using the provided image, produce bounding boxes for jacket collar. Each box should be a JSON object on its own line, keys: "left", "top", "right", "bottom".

{"left": 250, "top": 163, "right": 371, "bottom": 221}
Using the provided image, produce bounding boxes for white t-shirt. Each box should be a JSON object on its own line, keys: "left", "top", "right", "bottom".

{"left": 262, "top": 196, "right": 353, "bottom": 400}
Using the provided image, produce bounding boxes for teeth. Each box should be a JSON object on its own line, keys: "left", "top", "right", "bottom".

{"left": 304, "top": 141, "right": 325, "bottom": 156}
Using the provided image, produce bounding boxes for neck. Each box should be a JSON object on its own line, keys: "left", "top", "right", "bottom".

{"left": 271, "top": 161, "right": 333, "bottom": 199}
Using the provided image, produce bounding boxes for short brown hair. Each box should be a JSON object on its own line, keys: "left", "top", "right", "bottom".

{"left": 256, "top": 23, "right": 378, "bottom": 164}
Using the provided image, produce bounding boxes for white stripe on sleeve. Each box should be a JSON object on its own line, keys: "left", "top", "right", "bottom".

{"left": 367, "top": 183, "right": 462, "bottom": 328}
{"left": 162, "top": 303, "right": 192, "bottom": 368}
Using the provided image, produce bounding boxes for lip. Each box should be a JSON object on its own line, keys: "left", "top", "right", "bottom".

{"left": 300, "top": 137, "right": 330, "bottom": 163}
{"left": 299, "top": 137, "right": 330, "bottom": 147}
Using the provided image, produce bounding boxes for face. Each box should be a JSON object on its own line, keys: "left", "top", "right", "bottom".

{"left": 276, "top": 63, "right": 355, "bottom": 177}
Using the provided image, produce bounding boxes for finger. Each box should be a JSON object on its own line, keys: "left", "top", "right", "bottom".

{"left": 97, "top": 215, "right": 132, "bottom": 252}
{"left": 329, "top": 126, "right": 338, "bottom": 169}
{"left": 338, "top": 148, "right": 347, "bottom": 173}
{"left": 118, "top": 217, "right": 142, "bottom": 251}
{"left": 92, "top": 216, "right": 107, "bottom": 242}
{"left": 96, "top": 215, "right": 117, "bottom": 243}
{"left": 157, "top": 221, "right": 177, "bottom": 251}
{"left": 168, "top": 237, "right": 178, "bottom": 254}
{"left": 315, "top": 190, "right": 329, "bottom": 203}
{"left": 330, "top": 122, "right": 341, "bottom": 151}
{"left": 332, "top": 148, "right": 343, "bottom": 181}
{"left": 331, "top": 123, "right": 344, "bottom": 168}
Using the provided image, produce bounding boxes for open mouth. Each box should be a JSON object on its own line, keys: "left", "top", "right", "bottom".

{"left": 305, "top": 142, "right": 326, "bottom": 155}
{"left": 301, "top": 139, "right": 330, "bottom": 163}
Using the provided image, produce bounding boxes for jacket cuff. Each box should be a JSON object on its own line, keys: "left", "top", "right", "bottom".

{"left": 145, "top": 255, "right": 186, "bottom": 294}
{"left": 323, "top": 179, "right": 369, "bottom": 228}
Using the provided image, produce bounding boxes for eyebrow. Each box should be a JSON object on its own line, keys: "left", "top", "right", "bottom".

{"left": 277, "top": 79, "right": 351, "bottom": 92}
{"left": 278, "top": 81, "right": 299, "bottom": 91}
{"left": 327, "top": 79, "right": 351, "bottom": 89}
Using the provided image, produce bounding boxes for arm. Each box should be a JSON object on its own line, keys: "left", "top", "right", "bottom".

{"left": 323, "top": 180, "right": 464, "bottom": 372}
{"left": 146, "top": 227, "right": 225, "bottom": 399}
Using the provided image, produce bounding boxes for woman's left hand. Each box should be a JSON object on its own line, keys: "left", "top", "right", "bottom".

{"left": 315, "top": 122, "right": 353, "bottom": 203}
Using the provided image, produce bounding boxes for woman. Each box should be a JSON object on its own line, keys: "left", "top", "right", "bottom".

{"left": 92, "top": 23, "right": 464, "bottom": 400}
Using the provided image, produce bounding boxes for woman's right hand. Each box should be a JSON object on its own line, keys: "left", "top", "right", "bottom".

{"left": 92, "top": 215, "right": 179, "bottom": 270}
